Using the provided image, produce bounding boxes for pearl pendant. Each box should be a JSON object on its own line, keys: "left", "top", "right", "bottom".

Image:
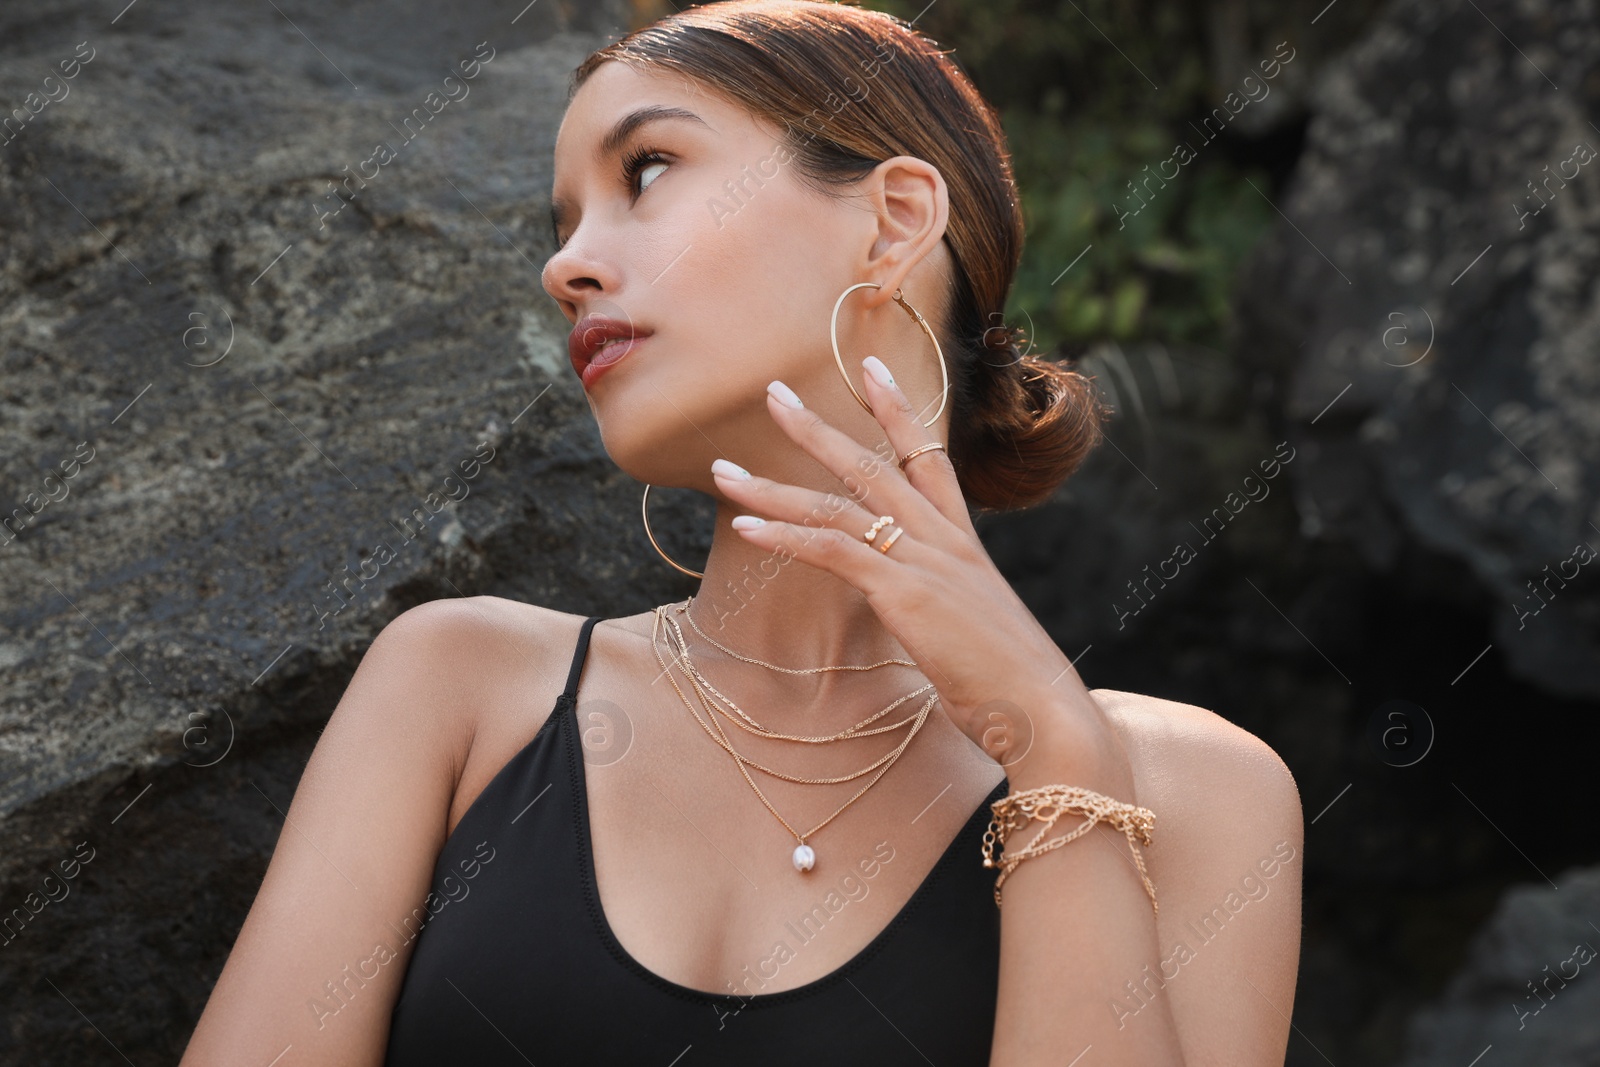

{"left": 792, "top": 843, "right": 815, "bottom": 871}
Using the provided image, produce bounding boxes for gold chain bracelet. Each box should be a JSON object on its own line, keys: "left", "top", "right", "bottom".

{"left": 980, "top": 784, "right": 1158, "bottom": 914}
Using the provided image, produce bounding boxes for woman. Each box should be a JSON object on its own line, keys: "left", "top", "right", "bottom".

{"left": 180, "top": 2, "right": 1302, "bottom": 1064}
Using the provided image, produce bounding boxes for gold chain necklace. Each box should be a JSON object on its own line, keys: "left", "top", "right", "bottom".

{"left": 661, "top": 608, "right": 930, "bottom": 741}
{"left": 677, "top": 595, "right": 917, "bottom": 674}
{"left": 650, "top": 605, "right": 936, "bottom": 872}
{"left": 661, "top": 614, "right": 933, "bottom": 755}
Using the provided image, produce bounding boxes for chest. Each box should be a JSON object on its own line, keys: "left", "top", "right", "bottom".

{"left": 388, "top": 696, "right": 1008, "bottom": 1066}
{"left": 579, "top": 698, "right": 1009, "bottom": 996}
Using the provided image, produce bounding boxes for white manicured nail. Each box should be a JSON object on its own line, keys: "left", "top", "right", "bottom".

{"left": 767, "top": 380, "right": 803, "bottom": 409}
{"left": 731, "top": 515, "right": 766, "bottom": 529}
{"left": 862, "top": 355, "right": 895, "bottom": 389}
{"left": 711, "top": 458, "right": 751, "bottom": 480}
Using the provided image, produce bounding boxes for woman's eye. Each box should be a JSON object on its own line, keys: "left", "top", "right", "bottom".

{"left": 622, "top": 147, "right": 670, "bottom": 198}
{"left": 636, "top": 161, "right": 667, "bottom": 194}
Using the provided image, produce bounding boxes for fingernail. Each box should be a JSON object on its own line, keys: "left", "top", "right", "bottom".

{"left": 862, "top": 355, "right": 895, "bottom": 389}
{"left": 711, "top": 458, "right": 751, "bottom": 481}
{"left": 767, "top": 380, "right": 804, "bottom": 410}
{"left": 731, "top": 515, "right": 766, "bottom": 529}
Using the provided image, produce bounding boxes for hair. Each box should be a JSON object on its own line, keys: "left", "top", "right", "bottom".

{"left": 570, "top": 0, "right": 1111, "bottom": 512}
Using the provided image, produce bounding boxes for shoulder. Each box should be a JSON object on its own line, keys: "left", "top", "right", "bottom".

{"left": 375, "top": 597, "right": 597, "bottom": 831}
{"left": 353, "top": 597, "right": 594, "bottom": 787}
{"left": 1088, "top": 687, "right": 1303, "bottom": 908}
{"left": 378, "top": 593, "right": 586, "bottom": 650}
{"left": 373, "top": 595, "right": 593, "bottom": 700}
{"left": 1090, "top": 687, "right": 1302, "bottom": 833}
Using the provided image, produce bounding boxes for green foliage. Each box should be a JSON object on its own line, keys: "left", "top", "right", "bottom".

{"left": 1011, "top": 107, "right": 1277, "bottom": 349}
{"left": 867, "top": 0, "right": 1287, "bottom": 352}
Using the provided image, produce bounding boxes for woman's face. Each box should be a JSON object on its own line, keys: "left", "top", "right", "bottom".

{"left": 541, "top": 60, "right": 948, "bottom": 490}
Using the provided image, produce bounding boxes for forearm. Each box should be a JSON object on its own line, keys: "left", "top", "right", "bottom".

{"left": 985, "top": 680, "right": 1187, "bottom": 1066}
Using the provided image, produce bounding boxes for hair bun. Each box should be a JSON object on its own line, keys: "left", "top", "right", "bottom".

{"left": 977, "top": 324, "right": 1029, "bottom": 383}
{"left": 952, "top": 343, "right": 1112, "bottom": 513}
{"left": 982, "top": 321, "right": 1025, "bottom": 355}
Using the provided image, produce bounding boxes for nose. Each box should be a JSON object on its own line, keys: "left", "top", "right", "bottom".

{"left": 541, "top": 231, "right": 616, "bottom": 320}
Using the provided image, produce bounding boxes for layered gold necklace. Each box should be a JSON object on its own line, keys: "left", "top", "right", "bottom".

{"left": 651, "top": 597, "right": 936, "bottom": 873}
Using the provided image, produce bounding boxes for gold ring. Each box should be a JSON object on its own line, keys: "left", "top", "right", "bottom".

{"left": 876, "top": 527, "right": 905, "bottom": 555}
{"left": 897, "top": 442, "right": 946, "bottom": 471}
{"left": 864, "top": 515, "right": 894, "bottom": 543}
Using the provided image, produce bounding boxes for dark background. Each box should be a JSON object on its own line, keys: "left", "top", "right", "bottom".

{"left": 1, "top": 0, "right": 1596, "bottom": 1063}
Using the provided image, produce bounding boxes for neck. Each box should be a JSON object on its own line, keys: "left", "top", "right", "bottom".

{"left": 664, "top": 498, "right": 927, "bottom": 729}
{"left": 691, "top": 498, "right": 910, "bottom": 663}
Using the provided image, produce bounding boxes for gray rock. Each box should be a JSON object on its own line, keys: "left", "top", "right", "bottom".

{"left": 1235, "top": 0, "right": 1600, "bottom": 699}
{"left": 1398, "top": 867, "right": 1600, "bottom": 1066}
{"left": 0, "top": 3, "right": 682, "bottom": 1060}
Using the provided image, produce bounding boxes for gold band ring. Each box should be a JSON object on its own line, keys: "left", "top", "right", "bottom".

{"left": 897, "top": 442, "right": 946, "bottom": 471}
{"left": 876, "top": 527, "right": 905, "bottom": 555}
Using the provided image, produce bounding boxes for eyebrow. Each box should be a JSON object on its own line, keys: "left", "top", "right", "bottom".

{"left": 549, "top": 105, "right": 712, "bottom": 242}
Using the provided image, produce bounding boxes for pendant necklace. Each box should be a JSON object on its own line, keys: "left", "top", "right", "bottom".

{"left": 651, "top": 601, "right": 936, "bottom": 873}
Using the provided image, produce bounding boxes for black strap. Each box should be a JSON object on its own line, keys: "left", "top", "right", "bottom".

{"left": 561, "top": 615, "right": 603, "bottom": 703}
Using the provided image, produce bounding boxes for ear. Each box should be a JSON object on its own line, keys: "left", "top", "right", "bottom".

{"left": 857, "top": 155, "right": 949, "bottom": 310}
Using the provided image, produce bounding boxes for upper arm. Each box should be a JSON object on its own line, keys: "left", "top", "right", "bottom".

{"left": 180, "top": 597, "right": 529, "bottom": 1067}
{"left": 1186, "top": 729, "right": 1303, "bottom": 1067}
{"left": 1097, "top": 691, "right": 1304, "bottom": 1067}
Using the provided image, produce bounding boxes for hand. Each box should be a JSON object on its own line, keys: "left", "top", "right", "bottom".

{"left": 709, "top": 357, "right": 1092, "bottom": 758}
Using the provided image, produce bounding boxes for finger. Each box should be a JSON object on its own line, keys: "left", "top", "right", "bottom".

{"left": 711, "top": 458, "right": 936, "bottom": 568}
{"left": 724, "top": 511, "right": 918, "bottom": 594}
{"left": 711, "top": 457, "right": 874, "bottom": 530}
{"left": 763, "top": 380, "right": 950, "bottom": 544}
{"left": 858, "top": 355, "right": 975, "bottom": 536}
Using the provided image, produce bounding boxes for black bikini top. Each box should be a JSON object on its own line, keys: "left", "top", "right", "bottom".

{"left": 385, "top": 614, "right": 1009, "bottom": 1065}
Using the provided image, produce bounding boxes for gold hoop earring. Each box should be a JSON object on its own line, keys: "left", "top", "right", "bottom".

{"left": 642, "top": 483, "right": 705, "bottom": 579}
{"left": 830, "top": 282, "right": 950, "bottom": 428}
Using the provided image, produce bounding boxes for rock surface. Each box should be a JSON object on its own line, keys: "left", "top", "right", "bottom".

{"left": 1235, "top": 0, "right": 1600, "bottom": 699}
{"left": 1397, "top": 865, "right": 1600, "bottom": 1066}
{"left": 0, "top": 2, "right": 686, "bottom": 1059}
{"left": 1230, "top": 0, "right": 1600, "bottom": 1060}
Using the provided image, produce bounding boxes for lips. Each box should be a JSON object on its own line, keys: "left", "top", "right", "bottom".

{"left": 569, "top": 315, "right": 651, "bottom": 387}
